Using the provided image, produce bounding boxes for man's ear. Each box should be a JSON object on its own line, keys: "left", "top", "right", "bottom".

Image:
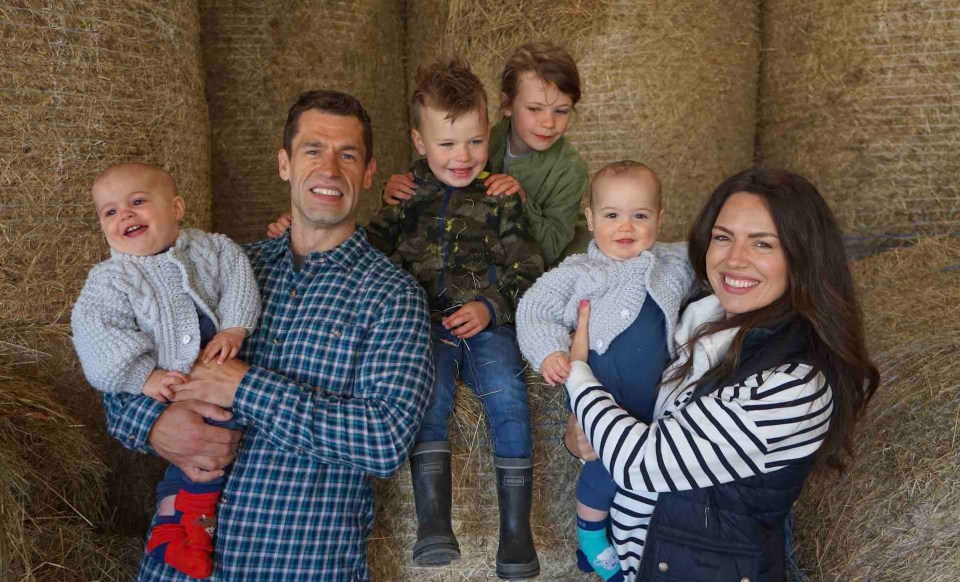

{"left": 411, "top": 128, "right": 426, "bottom": 156}
{"left": 584, "top": 207, "right": 595, "bottom": 232}
{"left": 173, "top": 196, "right": 186, "bottom": 221}
{"left": 278, "top": 148, "right": 291, "bottom": 181}
{"left": 362, "top": 158, "right": 377, "bottom": 191}
{"left": 499, "top": 92, "right": 512, "bottom": 117}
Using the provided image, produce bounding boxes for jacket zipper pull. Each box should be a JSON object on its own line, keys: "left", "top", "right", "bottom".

{"left": 704, "top": 506, "right": 710, "bottom": 529}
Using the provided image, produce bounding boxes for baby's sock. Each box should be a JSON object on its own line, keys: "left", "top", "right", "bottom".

{"left": 146, "top": 483, "right": 220, "bottom": 579}
{"left": 576, "top": 516, "right": 623, "bottom": 582}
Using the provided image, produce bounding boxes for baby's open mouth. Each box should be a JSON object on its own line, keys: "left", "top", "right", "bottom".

{"left": 124, "top": 225, "right": 147, "bottom": 237}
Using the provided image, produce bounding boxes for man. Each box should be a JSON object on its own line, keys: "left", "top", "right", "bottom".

{"left": 103, "top": 90, "right": 434, "bottom": 580}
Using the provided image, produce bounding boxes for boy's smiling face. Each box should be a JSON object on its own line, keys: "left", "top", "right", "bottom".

{"left": 92, "top": 163, "right": 185, "bottom": 256}
{"left": 411, "top": 104, "right": 489, "bottom": 188}
{"left": 501, "top": 71, "right": 573, "bottom": 156}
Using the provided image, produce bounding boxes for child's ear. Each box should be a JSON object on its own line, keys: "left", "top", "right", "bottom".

{"left": 657, "top": 208, "right": 665, "bottom": 230}
{"left": 499, "top": 92, "right": 512, "bottom": 117}
{"left": 173, "top": 196, "right": 186, "bottom": 221}
{"left": 411, "top": 128, "right": 427, "bottom": 156}
{"left": 584, "top": 207, "right": 595, "bottom": 232}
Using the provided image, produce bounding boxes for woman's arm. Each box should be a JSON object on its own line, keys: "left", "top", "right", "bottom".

{"left": 565, "top": 303, "right": 834, "bottom": 493}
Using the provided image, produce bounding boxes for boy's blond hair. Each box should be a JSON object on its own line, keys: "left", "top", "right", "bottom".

{"left": 410, "top": 57, "right": 488, "bottom": 130}
{"left": 583, "top": 160, "right": 662, "bottom": 210}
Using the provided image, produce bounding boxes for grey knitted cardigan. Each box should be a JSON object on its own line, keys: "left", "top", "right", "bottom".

{"left": 516, "top": 240, "right": 694, "bottom": 372}
{"left": 71, "top": 228, "right": 261, "bottom": 395}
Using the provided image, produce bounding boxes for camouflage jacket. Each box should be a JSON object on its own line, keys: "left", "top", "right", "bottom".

{"left": 366, "top": 159, "right": 544, "bottom": 325}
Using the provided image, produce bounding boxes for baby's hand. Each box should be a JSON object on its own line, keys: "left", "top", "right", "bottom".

{"left": 266, "top": 213, "right": 292, "bottom": 239}
{"left": 540, "top": 351, "right": 571, "bottom": 386}
{"left": 484, "top": 174, "right": 527, "bottom": 204}
{"left": 201, "top": 327, "right": 247, "bottom": 365}
{"left": 143, "top": 369, "right": 189, "bottom": 403}
{"left": 383, "top": 172, "right": 416, "bottom": 206}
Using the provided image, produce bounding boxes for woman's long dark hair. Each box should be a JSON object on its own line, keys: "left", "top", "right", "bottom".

{"left": 676, "top": 168, "right": 879, "bottom": 470}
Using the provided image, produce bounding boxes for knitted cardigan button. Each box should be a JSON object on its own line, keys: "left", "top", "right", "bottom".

{"left": 181, "top": 334, "right": 191, "bottom": 345}
{"left": 620, "top": 309, "right": 630, "bottom": 318}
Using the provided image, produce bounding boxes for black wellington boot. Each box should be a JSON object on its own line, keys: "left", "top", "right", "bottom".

{"left": 410, "top": 441, "right": 461, "bottom": 566}
{"left": 494, "top": 456, "right": 540, "bottom": 580}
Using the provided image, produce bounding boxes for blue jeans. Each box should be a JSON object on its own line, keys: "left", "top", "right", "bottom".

{"left": 416, "top": 323, "right": 532, "bottom": 458}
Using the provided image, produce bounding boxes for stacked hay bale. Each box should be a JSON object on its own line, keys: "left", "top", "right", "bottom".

{"left": 0, "top": 0, "right": 211, "bottom": 542}
{"left": 792, "top": 237, "right": 960, "bottom": 580}
{"left": 406, "top": 0, "right": 761, "bottom": 241}
{"left": 373, "top": 2, "right": 760, "bottom": 578}
{"left": 0, "top": 374, "right": 143, "bottom": 581}
{"left": 758, "top": 1, "right": 960, "bottom": 245}
{"left": 200, "top": 0, "right": 409, "bottom": 243}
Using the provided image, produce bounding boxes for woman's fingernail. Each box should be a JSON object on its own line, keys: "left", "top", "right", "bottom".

{"left": 579, "top": 299, "right": 589, "bottom": 308}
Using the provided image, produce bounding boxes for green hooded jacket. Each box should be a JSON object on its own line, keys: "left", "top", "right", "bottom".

{"left": 487, "top": 118, "right": 591, "bottom": 266}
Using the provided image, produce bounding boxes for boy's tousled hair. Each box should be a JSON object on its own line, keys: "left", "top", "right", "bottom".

{"left": 283, "top": 90, "right": 373, "bottom": 162}
{"left": 410, "top": 57, "right": 488, "bottom": 130}
{"left": 500, "top": 41, "right": 581, "bottom": 107}
{"left": 584, "top": 160, "right": 662, "bottom": 209}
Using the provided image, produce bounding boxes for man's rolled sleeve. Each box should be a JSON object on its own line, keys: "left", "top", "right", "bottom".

{"left": 233, "top": 282, "right": 433, "bottom": 478}
{"left": 103, "top": 392, "right": 166, "bottom": 454}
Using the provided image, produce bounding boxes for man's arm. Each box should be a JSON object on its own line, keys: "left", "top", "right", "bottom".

{"left": 232, "top": 281, "right": 433, "bottom": 478}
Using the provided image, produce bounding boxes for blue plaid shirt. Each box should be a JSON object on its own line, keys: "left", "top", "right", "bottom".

{"left": 103, "top": 228, "right": 433, "bottom": 581}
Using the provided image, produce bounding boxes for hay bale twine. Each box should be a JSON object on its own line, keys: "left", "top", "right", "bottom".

{"left": 758, "top": 1, "right": 960, "bottom": 240}
{"left": 0, "top": 374, "right": 142, "bottom": 580}
{"left": 406, "top": 0, "right": 761, "bottom": 241}
{"left": 200, "top": 0, "right": 408, "bottom": 243}
{"left": 0, "top": 0, "right": 209, "bottom": 541}
{"left": 792, "top": 237, "right": 960, "bottom": 580}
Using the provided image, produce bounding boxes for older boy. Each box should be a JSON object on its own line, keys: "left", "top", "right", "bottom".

{"left": 366, "top": 58, "right": 543, "bottom": 580}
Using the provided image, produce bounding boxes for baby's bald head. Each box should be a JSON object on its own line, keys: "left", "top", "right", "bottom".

{"left": 92, "top": 162, "right": 178, "bottom": 208}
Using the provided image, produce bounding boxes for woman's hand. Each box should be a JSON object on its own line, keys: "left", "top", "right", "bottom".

{"left": 569, "top": 300, "right": 591, "bottom": 362}
{"left": 383, "top": 172, "right": 416, "bottom": 205}
{"left": 564, "top": 413, "right": 598, "bottom": 461}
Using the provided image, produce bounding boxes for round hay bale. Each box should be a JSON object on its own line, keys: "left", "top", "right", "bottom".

{"left": 0, "top": 374, "right": 141, "bottom": 580}
{"left": 200, "top": 0, "right": 409, "bottom": 243}
{"left": 0, "top": 0, "right": 212, "bottom": 328}
{"left": 406, "top": 0, "right": 761, "bottom": 241}
{"left": 758, "top": 1, "right": 960, "bottom": 240}
{"left": 792, "top": 237, "right": 960, "bottom": 580}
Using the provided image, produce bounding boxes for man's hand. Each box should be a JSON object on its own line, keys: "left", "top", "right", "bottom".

{"left": 484, "top": 174, "right": 527, "bottom": 204}
{"left": 266, "top": 212, "right": 292, "bottom": 239}
{"left": 148, "top": 400, "right": 241, "bottom": 482}
{"left": 201, "top": 327, "right": 247, "bottom": 365}
{"left": 540, "top": 351, "right": 571, "bottom": 386}
{"left": 142, "top": 369, "right": 189, "bottom": 403}
{"left": 441, "top": 301, "right": 492, "bottom": 339}
{"left": 564, "top": 413, "right": 598, "bottom": 461}
{"left": 383, "top": 172, "right": 416, "bottom": 206}
{"left": 173, "top": 357, "right": 251, "bottom": 408}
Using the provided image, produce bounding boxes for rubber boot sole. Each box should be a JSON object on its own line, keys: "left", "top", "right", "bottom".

{"left": 412, "top": 535, "right": 461, "bottom": 567}
{"left": 495, "top": 558, "right": 540, "bottom": 580}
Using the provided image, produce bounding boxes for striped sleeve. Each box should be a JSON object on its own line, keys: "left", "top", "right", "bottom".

{"left": 565, "top": 360, "right": 833, "bottom": 493}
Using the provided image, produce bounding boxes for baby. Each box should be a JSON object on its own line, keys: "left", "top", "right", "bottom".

{"left": 71, "top": 162, "right": 260, "bottom": 578}
{"left": 516, "top": 161, "right": 693, "bottom": 582}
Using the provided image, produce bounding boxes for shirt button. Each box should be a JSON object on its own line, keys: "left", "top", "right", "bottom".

{"left": 741, "top": 578, "right": 751, "bottom": 582}
{"left": 333, "top": 330, "right": 342, "bottom": 338}
{"left": 181, "top": 334, "right": 191, "bottom": 345}
{"left": 290, "top": 288, "right": 297, "bottom": 298}
{"left": 620, "top": 309, "right": 630, "bottom": 318}
{"left": 273, "top": 337, "right": 280, "bottom": 345}
{"left": 658, "top": 562, "right": 669, "bottom": 573}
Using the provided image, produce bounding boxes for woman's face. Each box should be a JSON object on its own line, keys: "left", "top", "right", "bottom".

{"left": 706, "top": 192, "right": 789, "bottom": 315}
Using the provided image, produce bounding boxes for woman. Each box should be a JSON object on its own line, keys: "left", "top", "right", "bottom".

{"left": 563, "top": 169, "right": 879, "bottom": 581}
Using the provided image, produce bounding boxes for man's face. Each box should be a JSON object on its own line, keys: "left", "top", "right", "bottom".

{"left": 278, "top": 110, "right": 376, "bottom": 238}
{"left": 411, "top": 105, "right": 489, "bottom": 188}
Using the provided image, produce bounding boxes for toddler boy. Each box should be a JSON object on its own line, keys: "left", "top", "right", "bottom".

{"left": 365, "top": 57, "right": 543, "bottom": 580}
{"left": 71, "top": 162, "right": 260, "bottom": 578}
{"left": 516, "top": 161, "right": 693, "bottom": 581}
